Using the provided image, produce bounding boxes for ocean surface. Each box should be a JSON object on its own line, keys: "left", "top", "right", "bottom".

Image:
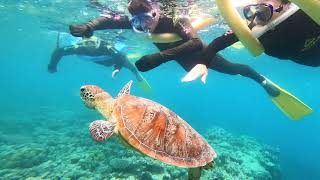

{"left": 1, "top": 0, "right": 320, "bottom": 179}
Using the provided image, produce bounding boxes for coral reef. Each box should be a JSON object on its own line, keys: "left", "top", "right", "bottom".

{"left": 0, "top": 107, "right": 281, "bottom": 179}
{"left": 202, "top": 128, "right": 281, "bottom": 180}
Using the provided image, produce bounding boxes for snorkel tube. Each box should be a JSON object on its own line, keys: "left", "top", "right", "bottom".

{"left": 288, "top": 0, "right": 320, "bottom": 25}
{"left": 216, "top": 0, "right": 265, "bottom": 56}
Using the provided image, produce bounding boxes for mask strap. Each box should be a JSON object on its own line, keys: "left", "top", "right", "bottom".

{"left": 132, "top": 26, "right": 145, "bottom": 33}
{"left": 248, "top": 13, "right": 257, "bottom": 29}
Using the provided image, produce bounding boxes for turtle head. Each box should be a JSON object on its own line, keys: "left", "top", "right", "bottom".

{"left": 80, "top": 85, "right": 112, "bottom": 109}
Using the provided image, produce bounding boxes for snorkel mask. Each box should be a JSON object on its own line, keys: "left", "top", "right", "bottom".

{"left": 130, "top": 12, "right": 156, "bottom": 33}
{"left": 243, "top": 3, "right": 283, "bottom": 24}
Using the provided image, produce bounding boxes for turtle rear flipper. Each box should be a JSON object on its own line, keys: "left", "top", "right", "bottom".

{"left": 188, "top": 168, "right": 201, "bottom": 180}
{"left": 188, "top": 161, "right": 214, "bottom": 180}
{"left": 202, "top": 161, "right": 214, "bottom": 170}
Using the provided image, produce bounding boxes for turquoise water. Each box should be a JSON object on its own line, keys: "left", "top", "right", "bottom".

{"left": 1, "top": 0, "right": 320, "bottom": 179}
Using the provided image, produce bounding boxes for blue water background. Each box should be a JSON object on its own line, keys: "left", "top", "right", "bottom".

{"left": 1, "top": 2, "right": 320, "bottom": 179}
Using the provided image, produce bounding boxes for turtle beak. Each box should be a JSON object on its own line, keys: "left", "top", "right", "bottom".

{"left": 80, "top": 86, "right": 86, "bottom": 101}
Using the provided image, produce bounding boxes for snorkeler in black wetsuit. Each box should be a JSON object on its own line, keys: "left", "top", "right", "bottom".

{"left": 202, "top": 0, "right": 320, "bottom": 68}
{"left": 48, "top": 34, "right": 144, "bottom": 82}
{"left": 70, "top": 0, "right": 275, "bottom": 92}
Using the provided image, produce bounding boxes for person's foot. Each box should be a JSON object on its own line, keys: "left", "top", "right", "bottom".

{"left": 261, "top": 79, "right": 280, "bottom": 97}
{"left": 47, "top": 64, "right": 57, "bottom": 73}
{"left": 181, "top": 64, "right": 208, "bottom": 84}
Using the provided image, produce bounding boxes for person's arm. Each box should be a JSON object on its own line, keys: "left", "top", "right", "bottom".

{"left": 135, "top": 18, "right": 203, "bottom": 71}
{"left": 69, "top": 15, "right": 132, "bottom": 37}
{"left": 201, "top": 31, "right": 239, "bottom": 66}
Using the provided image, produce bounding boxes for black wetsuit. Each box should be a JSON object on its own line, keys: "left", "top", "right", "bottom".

{"left": 70, "top": 14, "right": 265, "bottom": 84}
{"left": 203, "top": 10, "right": 320, "bottom": 67}
{"left": 48, "top": 37, "right": 143, "bottom": 81}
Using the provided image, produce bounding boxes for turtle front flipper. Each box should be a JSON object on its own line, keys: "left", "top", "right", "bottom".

{"left": 89, "top": 120, "right": 116, "bottom": 142}
{"left": 116, "top": 80, "right": 133, "bottom": 98}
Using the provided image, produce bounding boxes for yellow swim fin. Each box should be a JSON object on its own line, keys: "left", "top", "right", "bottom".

{"left": 231, "top": 42, "right": 244, "bottom": 49}
{"left": 124, "top": 55, "right": 151, "bottom": 93}
{"left": 138, "top": 78, "right": 152, "bottom": 93}
{"left": 267, "top": 80, "right": 313, "bottom": 120}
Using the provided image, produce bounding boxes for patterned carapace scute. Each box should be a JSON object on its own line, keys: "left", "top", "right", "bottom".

{"left": 114, "top": 96, "right": 216, "bottom": 168}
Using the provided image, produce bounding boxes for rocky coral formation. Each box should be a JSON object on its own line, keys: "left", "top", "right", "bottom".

{"left": 0, "top": 108, "right": 281, "bottom": 179}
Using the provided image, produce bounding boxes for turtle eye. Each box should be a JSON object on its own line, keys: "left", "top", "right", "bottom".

{"left": 152, "top": 12, "right": 156, "bottom": 17}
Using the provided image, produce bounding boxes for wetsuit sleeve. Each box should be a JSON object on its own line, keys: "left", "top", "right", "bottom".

{"left": 70, "top": 15, "right": 132, "bottom": 37}
{"left": 86, "top": 15, "right": 132, "bottom": 30}
{"left": 202, "top": 31, "right": 239, "bottom": 66}
{"left": 157, "top": 18, "right": 204, "bottom": 61}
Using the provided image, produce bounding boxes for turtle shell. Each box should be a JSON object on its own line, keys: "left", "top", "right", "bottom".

{"left": 113, "top": 95, "right": 216, "bottom": 168}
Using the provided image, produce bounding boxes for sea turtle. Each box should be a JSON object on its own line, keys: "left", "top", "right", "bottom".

{"left": 80, "top": 80, "right": 216, "bottom": 179}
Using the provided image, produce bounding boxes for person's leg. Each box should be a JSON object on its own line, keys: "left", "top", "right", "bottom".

{"left": 209, "top": 54, "right": 280, "bottom": 96}
{"left": 48, "top": 46, "right": 79, "bottom": 72}
{"left": 124, "top": 60, "right": 144, "bottom": 81}
{"left": 95, "top": 60, "right": 116, "bottom": 67}
{"left": 49, "top": 44, "right": 100, "bottom": 72}
{"left": 209, "top": 54, "right": 265, "bottom": 84}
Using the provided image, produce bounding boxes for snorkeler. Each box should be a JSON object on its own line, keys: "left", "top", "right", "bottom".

{"left": 181, "top": 0, "right": 317, "bottom": 119}
{"left": 198, "top": 0, "right": 320, "bottom": 75}
{"left": 69, "top": 0, "right": 312, "bottom": 120}
{"left": 48, "top": 33, "right": 151, "bottom": 92}
{"left": 70, "top": 0, "right": 280, "bottom": 94}
{"left": 138, "top": 0, "right": 319, "bottom": 79}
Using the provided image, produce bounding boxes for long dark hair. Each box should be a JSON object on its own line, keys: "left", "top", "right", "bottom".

{"left": 280, "top": 0, "right": 290, "bottom": 4}
{"left": 128, "top": 0, "right": 153, "bottom": 15}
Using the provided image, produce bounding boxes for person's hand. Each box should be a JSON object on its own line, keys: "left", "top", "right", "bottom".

{"left": 135, "top": 54, "right": 163, "bottom": 72}
{"left": 112, "top": 69, "right": 120, "bottom": 78}
{"left": 69, "top": 24, "right": 93, "bottom": 38}
{"left": 181, "top": 64, "right": 208, "bottom": 84}
{"left": 47, "top": 64, "right": 57, "bottom": 73}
